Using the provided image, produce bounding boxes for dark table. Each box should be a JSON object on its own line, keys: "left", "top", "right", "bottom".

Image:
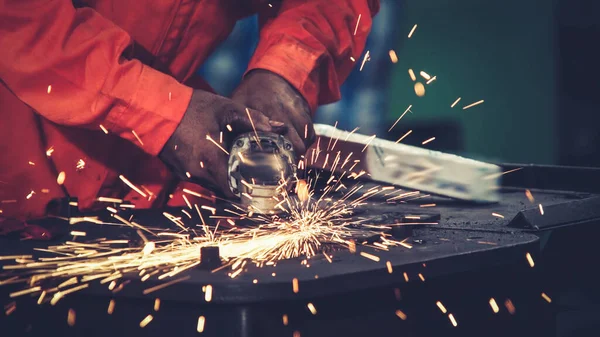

{"left": 1, "top": 164, "right": 599, "bottom": 337}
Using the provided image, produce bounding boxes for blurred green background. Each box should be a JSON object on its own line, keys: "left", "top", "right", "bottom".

{"left": 387, "top": 0, "right": 557, "bottom": 164}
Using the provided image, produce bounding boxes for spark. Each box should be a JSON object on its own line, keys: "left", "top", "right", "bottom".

{"left": 451, "top": 97, "right": 461, "bottom": 108}
{"left": 414, "top": 82, "right": 425, "bottom": 97}
{"left": 9, "top": 286, "right": 41, "bottom": 298}
{"left": 118, "top": 175, "right": 147, "bottom": 198}
{"left": 448, "top": 313, "right": 458, "bottom": 327}
{"left": 420, "top": 203, "right": 436, "bottom": 208}
{"left": 426, "top": 76, "right": 437, "bottom": 84}
{"left": 539, "top": 204, "right": 544, "bottom": 215}
{"left": 56, "top": 171, "right": 66, "bottom": 185}
{"left": 403, "top": 272, "right": 409, "bottom": 282}
{"left": 526, "top": 252, "right": 535, "bottom": 268}
{"left": 143, "top": 275, "right": 191, "bottom": 295}
{"left": 28, "top": 161, "right": 35, "bottom": 166}
{"left": 282, "top": 314, "right": 289, "bottom": 326}
{"left": 504, "top": 299, "right": 516, "bottom": 314}
{"left": 359, "top": 251, "right": 380, "bottom": 262}
{"left": 131, "top": 130, "right": 144, "bottom": 146}
{"left": 154, "top": 298, "right": 161, "bottom": 311}
{"left": 389, "top": 50, "right": 398, "bottom": 63}
{"left": 253, "top": 279, "right": 258, "bottom": 284}
{"left": 408, "top": 24, "right": 417, "bottom": 38}
{"left": 206, "top": 135, "right": 229, "bottom": 155}
{"left": 99, "top": 125, "right": 109, "bottom": 134}
{"left": 492, "top": 213, "right": 504, "bottom": 218}
{"left": 46, "top": 146, "right": 55, "bottom": 157}
{"left": 462, "top": 100, "right": 485, "bottom": 110}
{"left": 67, "top": 308, "right": 76, "bottom": 326}
{"left": 197, "top": 316, "right": 206, "bottom": 333}
{"left": 361, "top": 134, "right": 377, "bottom": 152}
{"left": 3, "top": 302, "right": 17, "bottom": 317}
{"left": 205, "top": 284, "right": 213, "bottom": 302}
{"left": 419, "top": 71, "right": 431, "bottom": 80}
{"left": 359, "top": 50, "right": 370, "bottom": 71}
{"left": 418, "top": 273, "right": 425, "bottom": 281}
{"left": 97, "top": 197, "right": 123, "bottom": 203}
{"left": 525, "top": 189, "right": 535, "bottom": 203}
{"left": 408, "top": 69, "right": 416, "bottom": 81}
{"left": 541, "top": 292, "right": 552, "bottom": 303}
{"left": 483, "top": 167, "right": 522, "bottom": 180}
{"left": 47, "top": 85, "right": 52, "bottom": 94}
{"left": 307, "top": 303, "right": 317, "bottom": 315}
{"left": 76, "top": 159, "right": 86, "bottom": 170}
{"left": 489, "top": 298, "right": 500, "bottom": 313}
{"left": 70, "top": 231, "right": 86, "bottom": 236}
{"left": 26, "top": 190, "right": 35, "bottom": 199}
{"left": 386, "top": 261, "right": 393, "bottom": 274}
{"left": 292, "top": 278, "right": 299, "bottom": 293}
{"left": 139, "top": 314, "right": 153, "bottom": 328}
{"left": 394, "top": 288, "right": 401, "bottom": 300}
{"left": 106, "top": 299, "right": 115, "bottom": 314}
{"left": 436, "top": 301, "right": 447, "bottom": 313}
{"left": 388, "top": 105, "right": 413, "bottom": 132}
{"left": 169, "top": 92, "right": 172, "bottom": 101}
{"left": 353, "top": 14, "right": 361, "bottom": 35}
{"left": 395, "top": 130, "right": 413, "bottom": 144}
{"left": 37, "top": 291, "right": 46, "bottom": 305}
{"left": 421, "top": 137, "right": 435, "bottom": 145}
{"left": 395, "top": 310, "right": 407, "bottom": 320}
{"left": 350, "top": 56, "right": 356, "bottom": 62}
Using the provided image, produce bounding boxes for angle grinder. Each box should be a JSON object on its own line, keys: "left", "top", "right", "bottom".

{"left": 227, "top": 132, "right": 297, "bottom": 214}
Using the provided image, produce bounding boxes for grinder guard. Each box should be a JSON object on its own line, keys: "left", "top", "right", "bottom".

{"left": 228, "top": 132, "right": 296, "bottom": 213}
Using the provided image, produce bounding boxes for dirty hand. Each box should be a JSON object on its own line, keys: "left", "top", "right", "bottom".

{"left": 231, "top": 69, "right": 315, "bottom": 157}
{"left": 159, "top": 90, "right": 286, "bottom": 197}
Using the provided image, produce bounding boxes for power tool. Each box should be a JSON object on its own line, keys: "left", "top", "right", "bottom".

{"left": 227, "top": 132, "right": 296, "bottom": 214}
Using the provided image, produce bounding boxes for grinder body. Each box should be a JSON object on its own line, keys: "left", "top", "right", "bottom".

{"left": 227, "top": 132, "right": 296, "bottom": 213}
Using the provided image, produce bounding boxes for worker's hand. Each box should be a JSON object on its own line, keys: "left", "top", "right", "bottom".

{"left": 231, "top": 69, "right": 315, "bottom": 156}
{"left": 159, "top": 90, "right": 286, "bottom": 198}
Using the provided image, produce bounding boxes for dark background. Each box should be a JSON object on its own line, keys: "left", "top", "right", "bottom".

{"left": 200, "top": 0, "right": 600, "bottom": 168}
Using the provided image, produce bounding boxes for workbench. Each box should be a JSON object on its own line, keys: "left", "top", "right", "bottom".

{"left": 1, "top": 164, "right": 599, "bottom": 337}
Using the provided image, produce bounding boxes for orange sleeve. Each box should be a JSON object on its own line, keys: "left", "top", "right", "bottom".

{"left": 246, "top": 0, "right": 380, "bottom": 113}
{"left": 0, "top": 0, "right": 192, "bottom": 156}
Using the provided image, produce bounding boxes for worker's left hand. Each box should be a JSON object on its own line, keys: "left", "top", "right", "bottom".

{"left": 231, "top": 69, "right": 315, "bottom": 157}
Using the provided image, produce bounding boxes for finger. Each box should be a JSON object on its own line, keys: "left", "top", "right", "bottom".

{"left": 211, "top": 151, "right": 236, "bottom": 199}
{"left": 286, "top": 128, "right": 307, "bottom": 158}
{"left": 226, "top": 107, "right": 273, "bottom": 134}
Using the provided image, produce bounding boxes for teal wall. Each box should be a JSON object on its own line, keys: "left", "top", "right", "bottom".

{"left": 388, "top": 0, "right": 557, "bottom": 164}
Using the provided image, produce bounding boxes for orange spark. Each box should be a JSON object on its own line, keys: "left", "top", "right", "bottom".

{"left": 525, "top": 252, "right": 535, "bottom": 268}
{"left": 118, "top": 175, "right": 147, "bottom": 198}
{"left": 388, "top": 105, "right": 412, "bottom": 132}
{"left": 451, "top": 97, "right": 461, "bottom": 108}
{"left": 408, "top": 24, "right": 417, "bottom": 38}
{"left": 353, "top": 14, "right": 362, "bottom": 35}
{"left": 462, "top": 100, "right": 485, "bottom": 110}
{"left": 489, "top": 298, "right": 500, "bottom": 313}
{"left": 421, "top": 137, "right": 435, "bottom": 145}
{"left": 408, "top": 69, "right": 416, "bottom": 81}
{"left": 389, "top": 50, "right": 398, "bottom": 63}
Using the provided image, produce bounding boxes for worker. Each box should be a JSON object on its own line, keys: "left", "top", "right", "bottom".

{"left": 0, "top": 0, "right": 379, "bottom": 238}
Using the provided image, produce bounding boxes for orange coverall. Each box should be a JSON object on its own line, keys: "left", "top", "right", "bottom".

{"left": 0, "top": 0, "right": 378, "bottom": 229}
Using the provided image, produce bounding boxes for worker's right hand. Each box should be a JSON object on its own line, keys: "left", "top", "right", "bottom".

{"left": 158, "top": 90, "right": 286, "bottom": 198}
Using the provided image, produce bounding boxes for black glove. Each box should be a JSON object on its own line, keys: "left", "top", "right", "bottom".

{"left": 231, "top": 69, "right": 315, "bottom": 157}
{"left": 159, "top": 89, "right": 286, "bottom": 197}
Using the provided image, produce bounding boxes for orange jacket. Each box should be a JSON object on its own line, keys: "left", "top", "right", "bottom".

{"left": 0, "top": 0, "right": 378, "bottom": 222}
